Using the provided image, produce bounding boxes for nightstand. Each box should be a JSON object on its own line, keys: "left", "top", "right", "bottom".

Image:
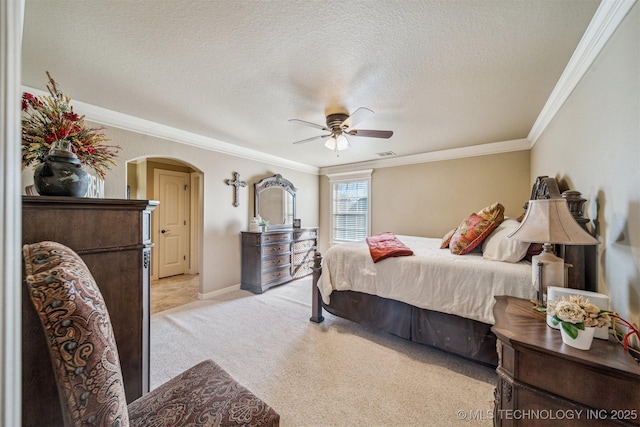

{"left": 492, "top": 296, "right": 640, "bottom": 427}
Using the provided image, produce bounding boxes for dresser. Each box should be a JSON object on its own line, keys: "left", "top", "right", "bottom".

{"left": 22, "top": 196, "right": 158, "bottom": 427}
{"left": 492, "top": 296, "right": 640, "bottom": 427}
{"left": 241, "top": 227, "right": 317, "bottom": 293}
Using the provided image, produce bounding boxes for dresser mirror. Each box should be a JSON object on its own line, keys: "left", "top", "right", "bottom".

{"left": 254, "top": 174, "right": 296, "bottom": 229}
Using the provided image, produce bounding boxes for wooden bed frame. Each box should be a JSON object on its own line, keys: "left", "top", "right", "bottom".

{"left": 310, "top": 176, "right": 591, "bottom": 366}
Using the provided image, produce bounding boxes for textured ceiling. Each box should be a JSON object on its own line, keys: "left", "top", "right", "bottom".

{"left": 21, "top": 0, "right": 600, "bottom": 169}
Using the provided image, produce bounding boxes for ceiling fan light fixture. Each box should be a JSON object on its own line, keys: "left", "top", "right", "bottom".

{"left": 324, "top": 133, "right": 350, "bottom": 151}
{"left": 290, "top": 107, "right": 392, "bottom": 150}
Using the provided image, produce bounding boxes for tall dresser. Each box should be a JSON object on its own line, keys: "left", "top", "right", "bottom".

{"left": 22, "top": 196, "right": 158, "bottom": 427}
{"left": 241, "top": 227, "right": 318, "bottom": 293}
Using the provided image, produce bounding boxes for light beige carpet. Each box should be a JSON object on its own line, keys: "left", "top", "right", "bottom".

{"left": 150, "top": 277, "right": 496, "bottom": 426}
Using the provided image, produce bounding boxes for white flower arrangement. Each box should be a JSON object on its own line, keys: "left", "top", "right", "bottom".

{"left": 546, "top": 295, "right": 611, "bottom": 340}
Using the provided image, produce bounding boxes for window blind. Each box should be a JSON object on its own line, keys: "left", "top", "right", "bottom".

{"left": 332, "top": 180, "right": 368, "bottom": 242}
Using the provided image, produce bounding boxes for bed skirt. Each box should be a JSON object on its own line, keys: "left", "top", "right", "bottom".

{"left": 322, "top": 290, "right": 498, "bottom": 367}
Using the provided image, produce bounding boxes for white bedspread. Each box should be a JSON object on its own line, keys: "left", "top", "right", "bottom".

{"left": 318, "top": 235, "right": 536, "bottom": 324}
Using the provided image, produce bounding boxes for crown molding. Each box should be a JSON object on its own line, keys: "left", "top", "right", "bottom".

{"left": 528, "top": 0, "right": 636, "bottom": 144}
{"left": 319, "top": 139, "right": 531, "bottom": 175}
{"left": 21, "top": 86, "right": 320, "bottom": 175}
{"left": 326, "top": 169, "right": 374, "bottom": 181}
{"left": 22, "top": 84, "right": 532, "bottom": 176}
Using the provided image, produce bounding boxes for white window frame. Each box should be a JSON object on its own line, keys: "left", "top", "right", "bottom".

{"left": 327, "top": 169, "right": 373, "bottom": 246}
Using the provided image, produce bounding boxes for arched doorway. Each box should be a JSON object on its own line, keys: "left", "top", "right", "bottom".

{"left": 126, "top": 157, "right": 203, "bottom": 312}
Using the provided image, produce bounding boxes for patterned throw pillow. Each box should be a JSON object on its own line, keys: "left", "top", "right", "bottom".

{"left": 23, "top": 241, "right": 129, "bottom": 427}
{"left": 440, "top": 228, "right": 456, "bottom": 249}
{"left": 450, "top": 202, "right": 505, "bottom": 255}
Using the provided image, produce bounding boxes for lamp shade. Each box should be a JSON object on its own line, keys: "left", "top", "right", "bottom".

{"left": 324, "top": 133, "right": 350, "bottom": 151}
{"left": 507, "top": 198, "right": 598, "bottom": 245}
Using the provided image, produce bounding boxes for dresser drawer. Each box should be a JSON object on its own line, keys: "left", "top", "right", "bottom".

{"left": 261, "top": 253, "right": 290, "bottom": 270}
{"left": 261, "top": 265, "right": 291, "bottom": 284}
{"left": 262, "top": 242, "right": 290, "bottom": 256}
{"left": 518, "top": 347, "right": 640, "bottom": 413}
{"left": 261, "top": 232, "right": 292, "bottom": 244}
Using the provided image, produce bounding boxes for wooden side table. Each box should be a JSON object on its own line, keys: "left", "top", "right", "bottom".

{"left": 492, "top": 296, "right": 640, "bottom": 427}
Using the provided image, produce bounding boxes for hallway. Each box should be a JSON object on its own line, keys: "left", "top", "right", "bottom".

{"left": 151, "top": 274, "right": 199, "bottom": 314}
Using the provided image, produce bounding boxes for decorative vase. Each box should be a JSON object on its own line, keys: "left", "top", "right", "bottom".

{"left": 33, "top": 140, "right": 89, "bottom": 197}
{"left": 560, "top": 325, "right": 595, "bottom": 350}
{"left": 249, "top": 217, "right": 260, "bottom": 232}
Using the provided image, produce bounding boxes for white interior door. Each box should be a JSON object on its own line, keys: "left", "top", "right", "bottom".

{"left": 156, "top": 169, "right": 189, "bottom": 278}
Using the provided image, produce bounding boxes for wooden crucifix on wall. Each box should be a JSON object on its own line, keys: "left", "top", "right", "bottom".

{"left": 224, "top": 172, "right": 247, "bottom": 207}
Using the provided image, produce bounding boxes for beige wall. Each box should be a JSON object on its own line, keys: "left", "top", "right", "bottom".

{"left": 531, "top": 4, "right": 639, "bottom": 325}
{"left": 93, "top": 125, "right": 320, "bottom": 295}
{"left": 319, "top": 150, "right": 531, "bottom": 253}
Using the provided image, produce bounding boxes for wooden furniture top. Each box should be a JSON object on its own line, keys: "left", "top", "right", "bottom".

{"left": 492, "top": 296, "right": 640, "bottom": 377}
{"left": 23, "top": 195, "right": 159, "bottom": 209}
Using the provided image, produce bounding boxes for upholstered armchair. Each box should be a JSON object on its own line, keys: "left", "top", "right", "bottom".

{"left": 23, "top": 241, "right": 280, "bottom": 427}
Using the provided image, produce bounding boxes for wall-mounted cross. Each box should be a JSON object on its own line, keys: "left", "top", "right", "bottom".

{"left": 224, "top": 172, "right": 247, "bottom": 207}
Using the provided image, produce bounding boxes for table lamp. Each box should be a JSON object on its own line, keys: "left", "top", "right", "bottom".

{"left": 507, "top": 198, "right": 598, "bottom": 306}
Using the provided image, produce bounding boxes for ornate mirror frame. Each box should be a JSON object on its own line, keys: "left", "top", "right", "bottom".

{"left": 254, "top": 174, "right": 297, "bottom": 229}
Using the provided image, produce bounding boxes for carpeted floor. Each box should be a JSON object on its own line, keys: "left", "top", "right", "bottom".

{"left": 150, "top": 277, "right": 496, "bottom": 426}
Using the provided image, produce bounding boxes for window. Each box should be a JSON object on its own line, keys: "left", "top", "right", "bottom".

{"left": 327, "top": 170, "right": 372, "bottom": 244}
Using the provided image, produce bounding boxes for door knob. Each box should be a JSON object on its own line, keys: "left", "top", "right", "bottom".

{"left": 161, "top": 229, "right": 171, "bottom": 234}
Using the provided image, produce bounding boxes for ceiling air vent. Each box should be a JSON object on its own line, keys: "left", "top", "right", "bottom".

{"left": 376, "top": 151, "right": 396, "bottom": 157}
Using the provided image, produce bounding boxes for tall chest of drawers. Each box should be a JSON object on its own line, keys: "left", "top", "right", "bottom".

{"left": 22, "top": 196, "right": 157, "bottom": 426}
{"left": 241, "top": 227, "right": 317, "bottom": 293}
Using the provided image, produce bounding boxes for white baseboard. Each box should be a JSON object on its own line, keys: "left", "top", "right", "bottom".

{"left": 198, "top": 284, "right": 241, "bottom": 300}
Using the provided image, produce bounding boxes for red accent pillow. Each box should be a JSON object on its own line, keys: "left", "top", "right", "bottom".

{"left": 450, "top": 203, "right": 505, "bottom": 255}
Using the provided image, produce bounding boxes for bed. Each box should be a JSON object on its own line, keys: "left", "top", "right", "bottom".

{"left": 310, "top": 176, "right": 590, "bottom": 366}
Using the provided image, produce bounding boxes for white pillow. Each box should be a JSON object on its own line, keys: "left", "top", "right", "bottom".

{"left": 482, "top": 218, "right": 530, "bottom": 263}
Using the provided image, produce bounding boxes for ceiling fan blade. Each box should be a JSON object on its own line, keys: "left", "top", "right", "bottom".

{"left": 292, "top": 134, "right": 332, "bottom": 145}
{"left": 347, "top": 129, "right": 393, "bottom": 138}
{"left": 341, "top": 107, "right": 374, "bottom": 129}
{"left": 289, "top": 118, "right": 330, "bottom": 131}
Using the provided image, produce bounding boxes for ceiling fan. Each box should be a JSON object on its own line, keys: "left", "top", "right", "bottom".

{"left": 289, "top": 107, "right": 393, "bottom": 154}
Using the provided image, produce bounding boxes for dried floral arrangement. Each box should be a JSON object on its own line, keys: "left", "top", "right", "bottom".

{"left": 547, "top": 295, "right": 611, "bottom": 339}
{"left": 545, "top": 295, "right": 639, "bottom": 361}
{"left": 21, "top": 71, "right": 120, "bottom": 178}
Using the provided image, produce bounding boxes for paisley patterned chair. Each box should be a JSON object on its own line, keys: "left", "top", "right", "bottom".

{"left": 23, "top": 241, "right": 280, "bottom": 427}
